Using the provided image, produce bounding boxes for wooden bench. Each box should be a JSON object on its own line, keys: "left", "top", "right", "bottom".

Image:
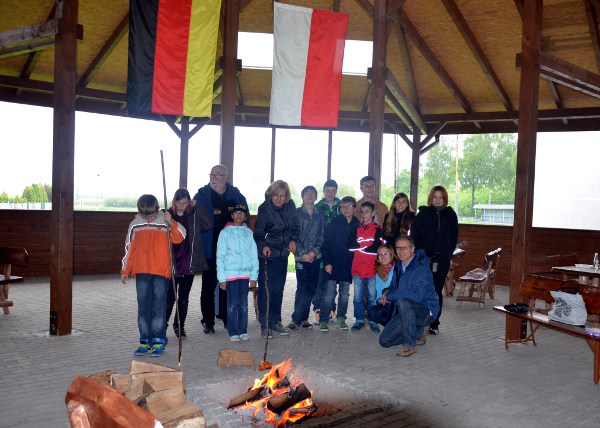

{"left": 527, "top": 252, "right": 578, "bottom": 279}
{"left": 494, "top": 274, "right": 600, "bottom": 384}
{"left": 0, "top": 247, "right": 29, "bottom": 314}
{"left": 455, "top": 247, "right": 501, "bottom": 308}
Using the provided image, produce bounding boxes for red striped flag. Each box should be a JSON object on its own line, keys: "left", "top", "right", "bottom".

{"left": 269, "top": 3, "right": 349, "bottom": 128}
{"left": 127, "top": 0, "right": 221, "bottom": 118}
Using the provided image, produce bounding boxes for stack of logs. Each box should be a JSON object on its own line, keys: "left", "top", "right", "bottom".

{"left": 65, "top": 360, "right": 205, "bottom": 428}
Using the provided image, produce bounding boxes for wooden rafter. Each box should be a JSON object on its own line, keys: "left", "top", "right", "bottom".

{"left": 584, "top": 0, "right": 600, "bottom": 73}
{"left": 419, "top": 122, "right": 447, "bottom": 154}
{"left": 393, "top": 19, "right": 419, "bottom": 112}
{"left": 387, "top": 0, "right": 407, "bottom": 17}
{"left": 332, "top": 0, "right": 341, "bottom": 12}
{"left": 384, "top": 87, "right": 414, "bottom": 132}
{"left": 396, "top": 9, "right": 472, "bottom": 113}
{"left": 513, "top": 0, "right": 524, "bottom": 20}
{"left": 441, "top": 0, "right": 514, "bottom": 111}
{"left": 240, "top": 0, "right": 253, "bottom": 11}
{"left": 384, "top": 68, "right": 426, "bottom": 133}
{"left": 533, "top": 51, "right": 600, "bottom": 99}
{"left": 546, "top": 79, "right": 568, "bottom": 125}
{"left": 78, "top": 13, "right": 128, "bottom": 88}
{"left": 355, "top": 0, "right": 374, "bottom": 16}
{"left": 18, "top": 5, "right": 57, "bottom": 80}
{"left": 385, "top": 120, "right": 413, "bottom": 148}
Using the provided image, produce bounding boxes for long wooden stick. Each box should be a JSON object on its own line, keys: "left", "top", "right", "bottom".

{"left": 160, "top": 150, "right": 182, "bottom": 367}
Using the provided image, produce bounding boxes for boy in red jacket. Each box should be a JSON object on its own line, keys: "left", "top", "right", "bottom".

{"left": 350, "top": 201, "right": 383, "bottom": 332}
{"left": 121, "top": 194, "right": 185, "bottom": 357}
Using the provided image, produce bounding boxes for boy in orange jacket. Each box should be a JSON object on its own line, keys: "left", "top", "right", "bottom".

{"left": 121, "top": 194, "right": 186, "bottom": 357}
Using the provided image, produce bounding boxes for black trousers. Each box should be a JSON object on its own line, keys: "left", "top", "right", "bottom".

{"left": 200, "top": 259, "right": 219, "bottom": 328}
{"left": 430, "top": 259, "right": 450, "bottom": 329}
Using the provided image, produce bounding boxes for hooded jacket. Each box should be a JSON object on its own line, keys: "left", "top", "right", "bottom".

{"left": 385, "top": 249, "right": 440, "bottom": 319}
{"left": 121, "top": 211, "right": 186, "bottom": 279}
{"left": 253, "top": 198, "right": 299, "bottom": 260}
{"left": 411, "top": 205, "right": 458, "bottom": 263}
{"left": 216, "top": 222, "right": 259, "bottom": 283}
{"left": 322, "top": 214, "right": 360, "bottom": 282}
{"left": 350, "top": 221, "right": 383, "bottom": 278}
{"left": 168, "top": 204, "right": 213, "bottom": 275}
{"left": 294, "top": 205, "right": 325, "bottom": 262}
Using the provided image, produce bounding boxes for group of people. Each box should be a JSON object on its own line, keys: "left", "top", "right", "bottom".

{"left": 120, "top": 165, "right": 458, "bottom": 358}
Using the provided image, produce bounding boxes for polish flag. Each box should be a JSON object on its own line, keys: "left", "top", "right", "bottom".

{"left": 269, "top": 3, "right": 349, "bottom": 128}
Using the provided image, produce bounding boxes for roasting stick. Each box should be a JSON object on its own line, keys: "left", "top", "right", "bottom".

{"left": 160, "top": 150, "right": 183, "bottom": 367}
{"left": 259, "top": 255, "right": 273, "bottom": 371}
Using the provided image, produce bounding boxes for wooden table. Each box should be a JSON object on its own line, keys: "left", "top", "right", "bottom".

{"left": 552, "top": 265, "right": 600, "bottom": 287}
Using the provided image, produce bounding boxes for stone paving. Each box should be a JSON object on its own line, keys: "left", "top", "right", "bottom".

{"left": 2, "top": 274, "right": 600, "bottom": 428}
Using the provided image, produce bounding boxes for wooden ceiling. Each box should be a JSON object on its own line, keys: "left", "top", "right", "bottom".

{"left": 1, "top": 0, "right": 600, "bottom": 135}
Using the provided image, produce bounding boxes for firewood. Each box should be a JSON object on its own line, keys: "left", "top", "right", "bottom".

{"left": 124, "top": 379, "right": 154, "bottom": 405}
{"left": 129, "top": 371, "right": 186, "bottom": 393}
{"left": 87, "top": 369, "right": 116, "bottom": 384}
{"left": 110, "top": 373, "right": 131, "bottom": 394}
{"left": 227, "top": 385, "right": 268, "bottom": 409}
{"left": 129, "top": 360, "right": 178, "bottom": 375}
{"left": 146, "top": 389, "right": 205, "bottom": 428}
{"left": 217, "top": 349, "right": 256, "bottom": 368}
{"left": 266, "top": 383, "right": 311, "bottom": 414}
{"left": 65, "top": 375, "right": 155, "bottom": 428}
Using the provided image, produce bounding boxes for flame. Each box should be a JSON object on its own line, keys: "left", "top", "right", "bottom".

{"left": 233, "top": 359, "right": 316, "bottom": 426}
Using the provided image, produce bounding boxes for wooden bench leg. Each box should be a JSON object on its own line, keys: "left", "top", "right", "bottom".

{"left": 586, "top": 340, "right": 600, "bottom": 385}
{"left": 0, "top": 284, "right": 10, "bottom": 314}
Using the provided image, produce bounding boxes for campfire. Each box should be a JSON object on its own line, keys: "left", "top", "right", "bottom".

{"left": 227, "top": 359, "right": 318, "bottom": 426}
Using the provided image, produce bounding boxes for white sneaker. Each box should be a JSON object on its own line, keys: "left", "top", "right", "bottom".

{"left": 240, "top": 333, "right": 249, "bottom": 341}
{"left": 229, "top": 335, "right": 240, "bottom": 342}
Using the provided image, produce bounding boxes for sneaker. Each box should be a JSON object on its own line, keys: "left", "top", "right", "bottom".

{"left": 272, "top": 323, "right": 289, "bottom": 336}
{"left": 287, "top": 322, "right": 298, "bottom": 330}
{"left": 203, "top": 324, "right": 215, "bottom": 334}
{"left": 319, "top": 323, "right": 329, "bottom": 332}
{"left": 337, "top": 318, "right": 349, "bottom": 330}
{"left": 300, "top": 320, "right": 313, "bottom": 328}
{"left": 261, "top": 329, "right": 273, "bottom": 339}
{"left": 133, "top": 340, "right": 152, "bottom": 356}
{"left": 351, "top": 321, "right": 365, "bottom": 331}
{"left": 149, "top": 338, "right": 166, "bottom": 358}
{"left": 370, "top": 322, "right": 380, "bottom": 333}
{"left": 429, "top": 327, "right": 439, "bottom": 336}
{"left": 230, "top": 335, "right": 241, "bottom": 342}
{"left": 398, "top": 347, "right": 417, "bottom": 357}
{"left": 417, "top": 326, "right": 430, "bottom": 346}
{"left": 240, "top": 333, "right": 249, "bottom": 340}
{"left": 173, "top": 326, "right": 187, "bottom": 338}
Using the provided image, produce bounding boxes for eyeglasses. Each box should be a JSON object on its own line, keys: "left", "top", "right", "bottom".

{"left": 378, "top": 252, "right": 392, "bottom": 258}
{"left": 395, "top": 246, "right": 413, "bottom": 251}
{"left": 340, "top": 205, "right": 355, "bottom": 210}
{"left": 208, "top": 173, "right": 226, "bottom": 178}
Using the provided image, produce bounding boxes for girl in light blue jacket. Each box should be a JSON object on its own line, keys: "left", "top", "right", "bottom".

{"left": 216, "top": 205, "right": 259, "bottom": 341}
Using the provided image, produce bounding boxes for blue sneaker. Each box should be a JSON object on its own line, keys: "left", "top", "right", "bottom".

{"left": 370, "top": 322, "right": 380, "bottom": 333}
{"left": 149, "top": 337, "right": 166, "bottom": 357}
{"left": 351, "top": 321, "right": 365, "bottom": 332}
{"left": 133, "top": 338, "right": 152, "bottom": 356}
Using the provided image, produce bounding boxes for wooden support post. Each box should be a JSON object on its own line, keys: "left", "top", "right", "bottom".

{"left": 368, "top": 0, "right": 387, "bottom": 195}
{"left": 409, "top": 130, "right": 420, "bottom": 209}
{"left": 50, "top": 0, "right": 78, "bottom": 336}
{"left": 179, "top": 119, "right": 189, "bottom": 189}
{"left": 508, "top": 0, "right": 543, "bottom": 342}
{"left": 220, "top": 0, "right": 239, "bottom": 183}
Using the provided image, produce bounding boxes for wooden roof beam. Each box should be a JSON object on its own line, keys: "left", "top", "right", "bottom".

{"left": 441, "top": 0, "right": 514, "bottom": 111}
{"left": 419, "top": 122, "right": 447, "bottom": 154}
{"left": 240, "top": 0, "right": 253, "bottom": 11}
{"left": 79, "top": 13, "right": 129, "bottom": 88}
{"left": 18, "top": 4, "right": 57, "bottom": 81}
{"left": 546, "top": 80, "right": 568, "bottom": 125}
{"left": 384, "top": 87, "right": 414, "bottom": 133}
{"left": 385, "top": 120, "right": 414, "bottom": 149}
{"left": 387, "top": 0, "right": 408, "bottom": 17}
{"left": 392, "top": 19, "right": 420, "bottom": 112}
{"left": 584, "top": 0, "right": 600, "bottom": 73}
{"left": 382, "top": 67, "right": 426, "bottom": 133}
{"left": 355, "top": 0, "right": 374, "bottom": 16}
{"left": 396, "top": 9, "right": 472, "bottom": 113}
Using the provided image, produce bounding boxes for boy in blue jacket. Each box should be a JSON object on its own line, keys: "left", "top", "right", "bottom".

{"left": 216, "top": 205, "right": 259, "bottom": 341}
{"left": 319, "top": 196, "right": 360, "bottom": 331}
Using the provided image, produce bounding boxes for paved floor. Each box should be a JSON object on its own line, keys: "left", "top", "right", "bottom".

{"left": 2, "top": 275, "right": 600, "bottom": 428}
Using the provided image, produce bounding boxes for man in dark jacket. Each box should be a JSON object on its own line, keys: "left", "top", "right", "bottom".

{"left": 379, "top": 235, "right": 440, "bottom": 357}
{"left": 193, "top": 165, "right": 248, "bottom": 334}
{"left": 319, "top": 196, "right": 360, "bottom": 331}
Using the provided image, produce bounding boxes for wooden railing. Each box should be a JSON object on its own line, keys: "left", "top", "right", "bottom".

{"left": 1, "top": 210, "right": 599, "bottom": 283}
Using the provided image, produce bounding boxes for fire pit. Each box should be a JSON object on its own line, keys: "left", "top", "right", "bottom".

{"left": 187, "top": 360, "right": 395, "bottom": 427}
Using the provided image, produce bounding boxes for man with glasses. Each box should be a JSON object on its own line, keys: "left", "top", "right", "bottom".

{"left": 378, "top": 235, "right": 439, "bottom": 357}
{"left": 193, "top": 165, "right": 248, "bottom": 334}
{"left": 355, "top": 176, "right": 388, "bottom": 226}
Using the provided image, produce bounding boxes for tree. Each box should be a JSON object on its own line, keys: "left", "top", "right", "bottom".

{"left": 22, "top": 183, "right": 48, "bottom": 202}
{"left": 460, "top": 135, "right": 494, "bottom": 216}
{"left": 423, "top": 139, "right": 455, "bottom": 191}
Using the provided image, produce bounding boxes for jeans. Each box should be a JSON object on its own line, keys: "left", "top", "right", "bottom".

{"left": 319, "top": 280, "right": 350, "bottom": 323}
{"left": 200, "top": 258, "right": 218, "bottom": 328}
{"left": 312, "top": 268, "right": 336, "bottom": 313}
{"left": 291, "top": 260, "right": 320, "bottom": 325}
{"left": 135, "top": 273, "right": 169, "bottom": 340}
{"left": 257, "top": 257, "right": 288, "bottom": 330}
{"left": 226, "top": 279, "right": 249, "bottom": 337}
{"left": 352, "top": 276, "right": 376, "bottom": 323}
{"left": 379, "top": 298, "right": 433, "bottom": 348}
{"left": 430, "top": 259, "right": 450, "bottom": 329}
{"left": 166, "top": 274, "right": 194, "bottom": 330}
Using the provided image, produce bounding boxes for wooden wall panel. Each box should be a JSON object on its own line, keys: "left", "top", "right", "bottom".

{"left": 1, "top": 210, "right": 598, "bottom": 286}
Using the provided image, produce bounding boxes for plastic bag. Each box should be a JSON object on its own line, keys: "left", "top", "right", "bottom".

{"left": 548, "top": 290, "right": 587, "bottom": 326}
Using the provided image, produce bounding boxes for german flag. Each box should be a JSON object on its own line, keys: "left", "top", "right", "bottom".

{"left": 127, "top": 0, "right": 222, "bottom": 118}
